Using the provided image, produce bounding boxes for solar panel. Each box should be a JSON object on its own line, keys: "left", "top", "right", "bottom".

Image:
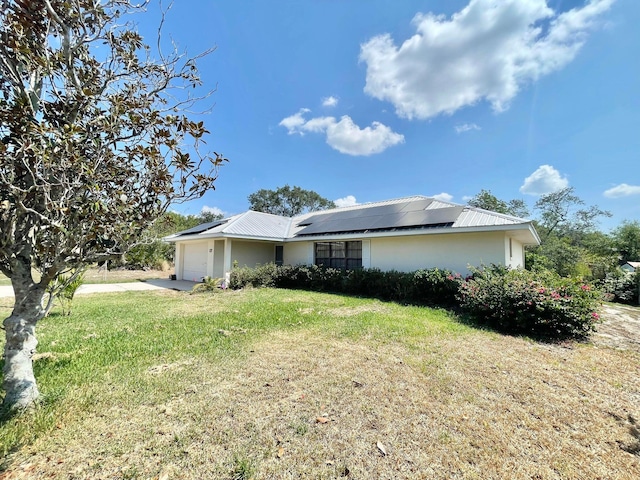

{"left": 299, "top": 202, "right": 407, "bottom": 228}
{"left": 399, "top": 198, "right": 433, "bottom": 212}
{"left": 299, "top": 215, "right": 388, "bottom": 235}
{"left": 175, "top": 219, "right": 229, "bottom": 236}
{"left": 296, "top": 200, "right": 463, "bottom": 236}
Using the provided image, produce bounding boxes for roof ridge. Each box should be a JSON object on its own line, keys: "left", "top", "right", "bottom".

{"left": 462, "top": 205, "right": 530, "bottom": 222}
{"left": 215, "top": 211, "right": 247, "bottom": 233}
{"left": 292, "top": 195, "right": 432, "bottom": 219}
{"left": 245, "top": 209, "right": 291, "bottom": 219}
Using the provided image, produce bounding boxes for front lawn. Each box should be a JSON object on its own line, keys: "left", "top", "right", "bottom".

{"left": 1, "top": 288, "right": 638, "bottom": 479}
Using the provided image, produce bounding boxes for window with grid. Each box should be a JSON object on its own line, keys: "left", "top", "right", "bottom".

{"left": 314, "top": 241, "right": 362, "bottom": 269}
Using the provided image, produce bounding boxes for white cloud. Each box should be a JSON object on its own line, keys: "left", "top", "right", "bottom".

{"left": 519, "top": 164, "right": 569, "bottom": 195}
{"left": 279, "top": 108, "right": 311, "bottom": 135}
{"left": 279, "top": 110, "right": 404, "bottom": 156}
{"left": 455, "top": 123, "right": 481, "bottom": 134}
{"left": 322, "top": 96, "right": 339, "bottom": 107}
{"left": 432, "top": 192, "right": 454, "bottom": 202}
{"left": 200, "top": 205, "right": 226, "bottom": 217}
{"left": 324, "top": 116, "right": 405, "bottom": 156}
{"left": 334, "top": 195, "right": 358, "bottom": 208}
{"left": 603, "top": 183, "right": 640, "bottom": 198}
{"left": 360, "top": 0, "right": 615, "bottom": 120}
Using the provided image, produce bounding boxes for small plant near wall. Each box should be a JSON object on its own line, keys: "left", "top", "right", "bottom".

{"left": 191, "top": 276, "right": 224, "bottom": 293}
{"left": 45, "top": 270, "right": 86, "bottom": 316}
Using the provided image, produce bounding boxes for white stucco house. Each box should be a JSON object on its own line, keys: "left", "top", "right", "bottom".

{"left": 165, "top": 196, "right": 541, "bottom": 282}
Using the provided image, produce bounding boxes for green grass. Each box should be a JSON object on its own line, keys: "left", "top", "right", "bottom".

{"left": 0, "top": 288, "right": 467, "bottom": 459}
{"left": 2, "top": 289, "right": 637, "bottom": 479}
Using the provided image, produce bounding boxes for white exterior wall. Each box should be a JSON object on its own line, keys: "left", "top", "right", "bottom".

{"left": 174, "top": 243, "right": 183, "bottom": 279}
{"left": 506, "top": 237, "right": 525, "bottom": 269}
{"left": 230, "top": 240, "right": 276, "bottom": 268}
{"left": 284, "top": 241, "right": 313, "bottom": 266}
{"left": 369, "top": 232, "right": 506, "bottom": 274}
{"left": 283, "top": 231, "right": 509, "bottom": 274}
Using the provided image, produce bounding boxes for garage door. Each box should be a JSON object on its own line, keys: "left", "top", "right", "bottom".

{"left": 182, "top": 242, "right": 208, "bottom": 281}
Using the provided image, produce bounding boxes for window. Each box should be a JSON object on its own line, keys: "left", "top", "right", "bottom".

{"left": 275, "top": 245, "right": 284, "bottom": 266}
{"left": 315, "top": 241, "right": 362, "bottom": 269}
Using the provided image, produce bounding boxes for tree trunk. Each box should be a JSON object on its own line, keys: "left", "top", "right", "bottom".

{"left": 2, "top": 275, "right": 46, "bottom": 410}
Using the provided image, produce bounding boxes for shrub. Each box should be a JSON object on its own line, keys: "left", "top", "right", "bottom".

{"left": 600, "top": 270, "right": 639, "bottom": 305}
{"left": 343, "top": 267, "right": 386, "bottom": 297}
{"left": 229, "top": 264, "right": 461, "bottom": 307}
{"left": 458, "top": 265, "right": 602, "bottom": 338}
{"left": 409, "top": 268, "right": 461, "bottom": 307}
{"left": 122, "top": 240, "right": 173, "bottom": 270}
{"left": 228, "top": 263, "right": 279, "bottom": 289}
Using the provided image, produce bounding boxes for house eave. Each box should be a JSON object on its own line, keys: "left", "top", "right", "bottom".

{"left": 288, "top": 223, "right": 540, "bottom": 245}
{"left": 165, "top": 232, "right": 287, "bottom": 243}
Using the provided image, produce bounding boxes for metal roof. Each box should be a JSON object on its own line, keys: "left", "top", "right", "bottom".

{"left": 165, "top": 195, "right": 539, "bottom": 245}
{"left": 165, "top": 211, "right": 290, "bottom": 241}
{"left": 222, "top": 211, "right": 291, "bottom": 238}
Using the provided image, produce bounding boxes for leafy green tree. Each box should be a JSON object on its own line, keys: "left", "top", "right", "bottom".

{"left": 467, "top": 189, "right": 530, "bottom": 218}
{"left": 248, "top": 185, "right": 335, "bottom": 217}
{"left": 0, "top": 1, "right": 226, "bottom": 409}
{"left": 123, "top": 211, "right": 223, "bottom": 269}
{"left": 534, "top": 187, "right": 611, "bottom": 242}
{"left": 527, "top": 187, "right": 612, "bottom": 278}
{"left": 527, "top": 237, "right": 588, "bottom": 278}
{"left": 579, "top": 231, "right": 617, "bottom": 278}
{"left": 198, "top": 209, "right": 225, "bottom": 224}
{"left": 611, "top": 220, "right": 640, "bottom": 263}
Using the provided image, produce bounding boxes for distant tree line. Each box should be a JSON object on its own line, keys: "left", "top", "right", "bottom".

{"left": 123, "top": 184, "right": 338, "bottom": 269}
{"left": 117, "top": 211, "right": 223, "bottom": 270}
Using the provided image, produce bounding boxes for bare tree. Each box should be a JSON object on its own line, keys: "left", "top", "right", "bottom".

{"left": 0, "top": 0, "right": 226, "bottom": 410}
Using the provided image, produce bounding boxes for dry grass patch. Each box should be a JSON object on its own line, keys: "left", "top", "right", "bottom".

{"left": 5, "top": 326, "right": 639, "bottom": 479}
{"left": 82, "top": 268, "right": 170, "bottom": 284}
{"left": 595, "top": 303, "right": 640, "bottom": 352}
{"left": 0, "top": 268, "right": 169, "bottom": 287}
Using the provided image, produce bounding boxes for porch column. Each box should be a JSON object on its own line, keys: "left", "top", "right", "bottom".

{"left": 223, "top": 239, "right": 233, "bottom": 281}
{"left": 206, "top": 240, "right": 215, "bottom": 278}
{"left": 174, "top": 243, "right": 184, "bottom": 280}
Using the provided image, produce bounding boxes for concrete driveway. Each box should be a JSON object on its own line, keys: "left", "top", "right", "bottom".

{"left": 0, "top": 279, "right": 197, "bottom": 299}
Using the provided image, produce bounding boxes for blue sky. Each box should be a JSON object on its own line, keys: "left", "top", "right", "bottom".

{"left": 139, "top": 0, "right": 638, "bottom": 230}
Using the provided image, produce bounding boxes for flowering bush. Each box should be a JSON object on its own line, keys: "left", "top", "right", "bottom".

{"left": 458, "top": 265, "right": 602, "bottom": 338}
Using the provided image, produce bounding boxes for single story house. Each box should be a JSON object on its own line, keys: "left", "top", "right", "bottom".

{"left": 621, "top": 261, "right": 640, "bottom": 273}
{"left": 165, "top": 196, "right": 541, "bottom": 282}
